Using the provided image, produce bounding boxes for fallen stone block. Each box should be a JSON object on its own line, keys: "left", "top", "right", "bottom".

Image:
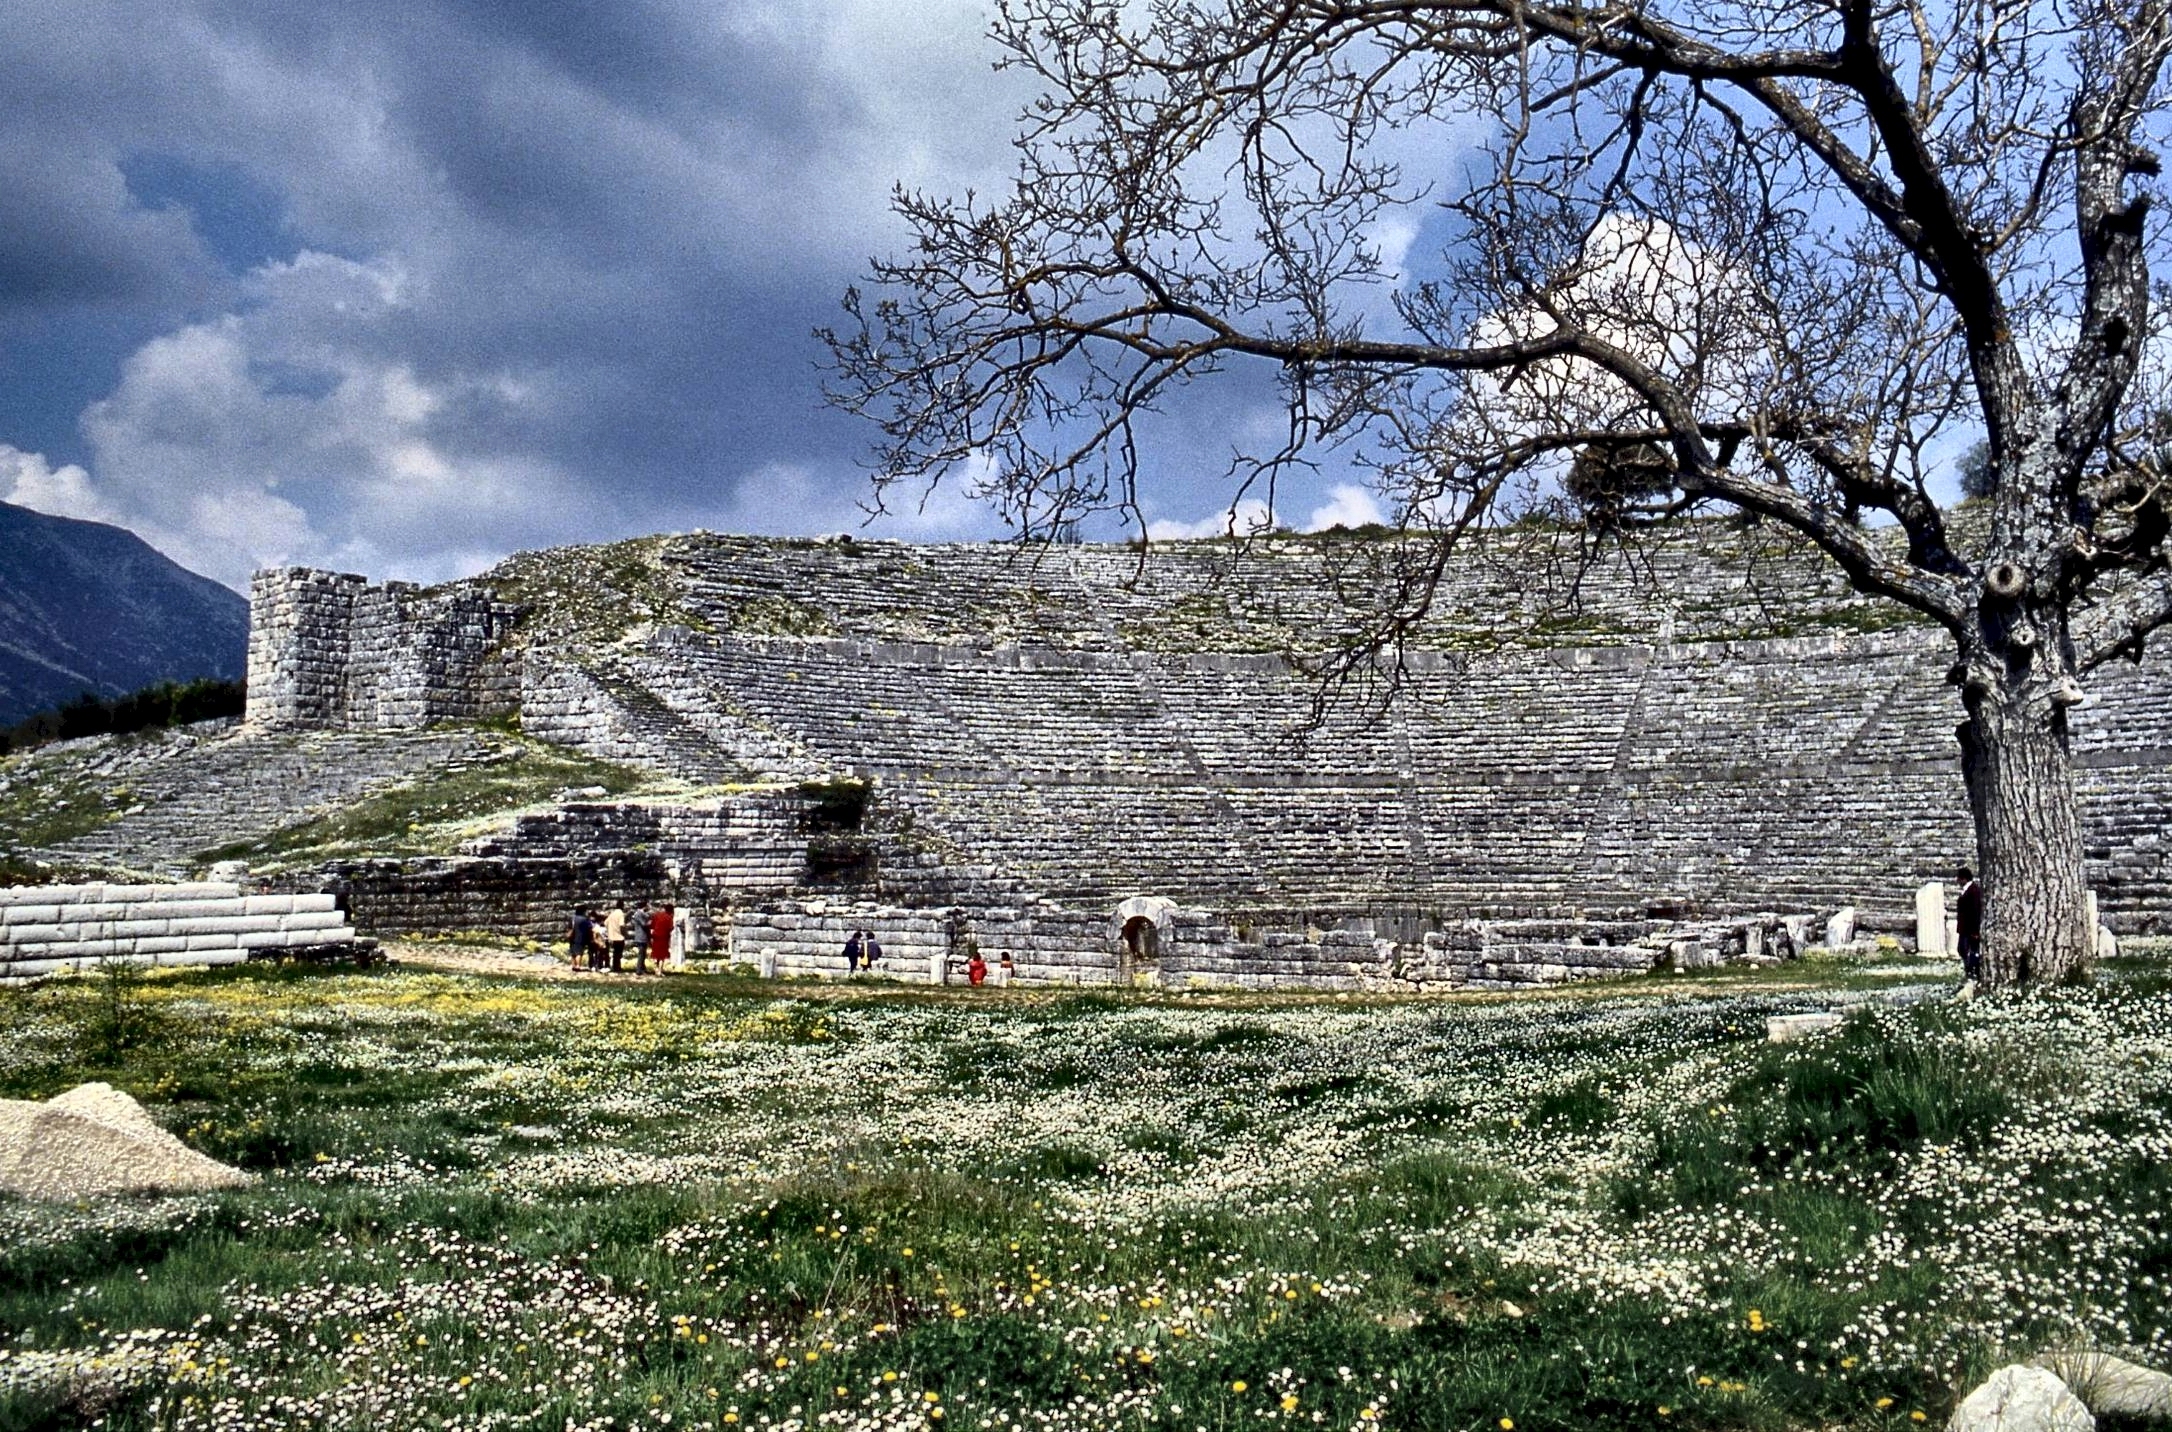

{"left": 1766, "top": 1012, "right": 1846, "bottom": 1042}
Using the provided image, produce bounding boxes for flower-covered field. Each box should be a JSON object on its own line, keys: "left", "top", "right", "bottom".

{"left": 1, "top": 958, "right": 2169, "bottom": 1432}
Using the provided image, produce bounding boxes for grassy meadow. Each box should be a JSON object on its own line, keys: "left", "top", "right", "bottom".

{"left": 1, "top": 957, "right": 2169, "bottom": 1432}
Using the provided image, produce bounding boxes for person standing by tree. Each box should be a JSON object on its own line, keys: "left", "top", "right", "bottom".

{"left": 829, "top": 0, "right": 2172, "bottom": 988}
{"left": 1955, "top": 866, "right": 1985, "bottom": 984}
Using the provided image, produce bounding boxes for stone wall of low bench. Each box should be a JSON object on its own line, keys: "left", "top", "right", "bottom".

{"left": 723, "top": 900, "right": 1822, "bottom": 990}
{"left": 0, "top": 882, "right": 361, "bottom": 981}
{"left": 726, "top": 901, "right": 1456, "bottom": 990}
{"left": 296, "top": 855, "right": 688, "bottom": 947}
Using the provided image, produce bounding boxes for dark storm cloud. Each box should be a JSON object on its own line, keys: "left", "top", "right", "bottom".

{"left": 0, "top": 0, "right": 1368, "bottom": 588}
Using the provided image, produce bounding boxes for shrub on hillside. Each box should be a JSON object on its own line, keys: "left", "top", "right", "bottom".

{"left": 1, "top": 677, "right": 245, "bottom": 754}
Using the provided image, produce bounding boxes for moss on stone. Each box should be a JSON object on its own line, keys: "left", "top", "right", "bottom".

{"left": 0, "top": 746, "right": 135, "bottom": 851}
{"left": 475, "top": 534, "right": 711, "bottom": 651}
{"left": 730, "top": 596, "right": 839, "bottom": 638}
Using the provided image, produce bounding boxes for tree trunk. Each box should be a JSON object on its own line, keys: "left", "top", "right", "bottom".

{"left": 1956, "top": 661, "right": 2093, "bottom": 987}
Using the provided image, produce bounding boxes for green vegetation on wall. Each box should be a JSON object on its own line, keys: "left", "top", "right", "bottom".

{"left": 193, "top": 736, "right": 659, "bottom": 869}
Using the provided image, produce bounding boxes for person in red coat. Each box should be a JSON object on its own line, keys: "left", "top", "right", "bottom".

{"left": 649, "top": 903, "right": 675, "bottom": 974}
{"left": 966, "top": 950, "right": 988, "bottom": 987}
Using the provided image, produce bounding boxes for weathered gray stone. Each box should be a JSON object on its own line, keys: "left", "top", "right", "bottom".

{"left": 0, "top": 881, "right": 363, "bottom": 981}
{"left": 1948, "top": 1365, "right": 2093, "bottom": 1432}
{"left": 1767, "top": 1012, "right": 1845, "bottom": 1042}
{"left": 2032, "top": 1351, "right": 2172, "bottom": 1421}
{"left": 1917, "top": 882, "right": 1947, "bottom": 956}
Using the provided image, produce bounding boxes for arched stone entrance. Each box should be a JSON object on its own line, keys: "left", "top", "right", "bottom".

{"left": 1111, "top": 896, "right": 1176, "bottom": 986}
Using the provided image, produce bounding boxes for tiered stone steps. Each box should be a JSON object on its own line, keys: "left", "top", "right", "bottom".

{"left": 595, "top": 620, "right": 2172, "bottom": 930}
{"left": 40, "top": 727, "right": 493, "bottom": 876}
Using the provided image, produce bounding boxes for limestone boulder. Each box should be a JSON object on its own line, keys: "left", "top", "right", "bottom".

{"left": 0, "top": 1082, "right": 253, "bottom": 1200}
{"left": 1766, "top": 1012, "right": 1845, "bottom": 1042}
{"left": 2034, "top": 1351, "right": 2172, "bottom": 1421}
{"left": 1949, "top": 1366, "right": 2094, "bottom": 1432}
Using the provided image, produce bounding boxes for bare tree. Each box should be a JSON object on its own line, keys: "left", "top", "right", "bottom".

{"left": 825, "top": 0, "right": 2172, "bottom": 987}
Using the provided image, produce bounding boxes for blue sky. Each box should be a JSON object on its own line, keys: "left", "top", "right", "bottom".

{"left": 0, "top": 0, "right": 1385, "bottom": 589}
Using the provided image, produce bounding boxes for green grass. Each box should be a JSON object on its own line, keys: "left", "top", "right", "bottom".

{"left": 0, "top": 752, "right": 131, "bottom": 850}
{"left": 1, "top": 963, "right": 2167, "bottom": 1432}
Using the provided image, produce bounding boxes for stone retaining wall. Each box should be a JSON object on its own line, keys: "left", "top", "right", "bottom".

{"left": 719, "top": 900, "right": 1765, "bottom": 990}
{"left": 297, "top": 855, "right": 691, "bottom": 947}
{"left": 0, "top": 882, "right": 361, "bottom": 981}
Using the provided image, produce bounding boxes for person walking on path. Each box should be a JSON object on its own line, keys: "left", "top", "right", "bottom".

{"left": 1954, "top": 866, "right": 1984, "bottom": 982}
{"left": 604, "top": 903, "right": 629, "bottom": 973}
{"left": 568, "top": 908, "right": 592, "bottom": 971}
{"left": 650, "top": 903, "right": 675, "bottom": 975}
{"left": 844, "top": 929, "right": 864, "bottom": 973}
{"left": 861, "top": 929, "right": 881, "bottom": 971}
{"left": 630, "top": 905, "right": 652, "bottom": 974}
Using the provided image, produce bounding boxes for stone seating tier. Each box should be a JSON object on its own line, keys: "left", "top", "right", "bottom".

{"left": 539, "top": 627, "right": 2172, "bottom": 929}
{"left": 225, "top": 528, "right": 2172, "bottom": 935}
{"left": 661, "top": 527, "right": 1903, "bottom": 656}
{"left": 28, "top": 727, "right": 497, "bottom": 877}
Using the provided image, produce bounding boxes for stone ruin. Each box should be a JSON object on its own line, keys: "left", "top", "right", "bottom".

{"left": 12, "top": 523, "right": 2172, "bottom": 988}
{"left": 0, "top": 881, "right": 369, "bottom": 983}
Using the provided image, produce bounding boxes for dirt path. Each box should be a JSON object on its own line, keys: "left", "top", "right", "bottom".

{"left": 387, "top": 941, "right": 648, "bottom": 983}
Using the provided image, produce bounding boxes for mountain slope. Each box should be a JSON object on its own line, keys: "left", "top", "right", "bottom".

{"left": 0, "top": 502, "right": 249, "bottom": 725}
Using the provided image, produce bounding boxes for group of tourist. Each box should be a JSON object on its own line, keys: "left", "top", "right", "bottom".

{"left": 964, "top": 950, "right": 1016, "bottom": 987}
{"left": 841, "top": 928, "right": 882, "bottom": 972}
{"left": 838, "top": 929, "right": 1018, "bottom": 986}
{"left": 567, "top": 901, "right": 681, "bottom": 974}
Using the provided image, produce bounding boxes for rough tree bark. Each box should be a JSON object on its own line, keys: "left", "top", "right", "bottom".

{"left": 827, "top": 0, "right": 2172, "bottom": 987}
{"left": 1957, "top": 613, "right": 2093, "bottom": 984}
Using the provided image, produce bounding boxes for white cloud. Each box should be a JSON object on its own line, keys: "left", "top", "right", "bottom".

{"left": 1303, "top": 483, "right": 1385, "bottom": 531}
{"left": 63, "top": 248, "right": 603, "bottom": 588}
{"left": 0, "top": 444, "right": 115, "bottom": 524}
{"left": 1466, "top": 215, "right": 1776, "bottom": 435}
{"left": 1146, "top": 498, "right": 1278, "bottom": 541}
{"left": 1141, "top": 484, "right": 1386, "bottom": 541}
{"left": 712, "top": 459, "right": 1003, "bottom": 543}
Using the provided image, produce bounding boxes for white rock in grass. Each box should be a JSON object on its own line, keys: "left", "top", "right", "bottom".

{"left": 2032, "top": 1351, "right": 2172, "bottom": 1420}
{"left": 1766, "top": 1012, "right": 1844, "bottom": 1042}
{"left": 0, "top": 1082, "right": 253, "bottom": 1200}
{"left": 1949, "top": 1366, "right": 2094, "bottom": 1432}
